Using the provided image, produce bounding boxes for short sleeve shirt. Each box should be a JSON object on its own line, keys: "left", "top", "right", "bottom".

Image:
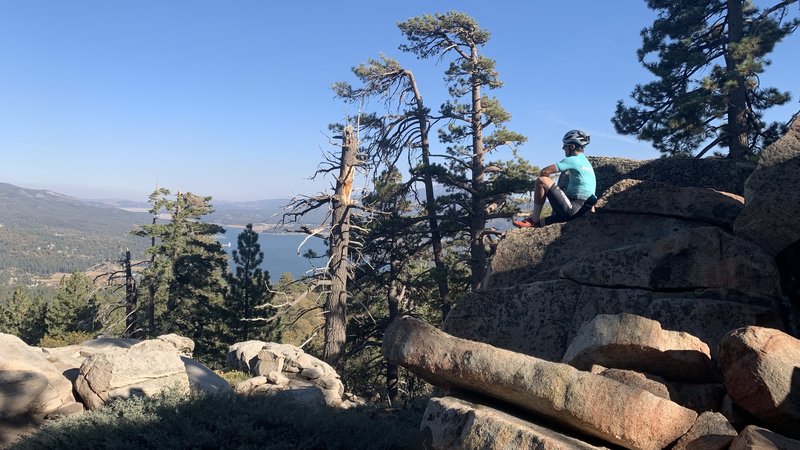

{"left": 556, "top": 153, "right": 596, "bottom": 201}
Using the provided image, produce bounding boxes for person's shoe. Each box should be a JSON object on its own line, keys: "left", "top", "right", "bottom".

{"left": 513, "top": 218, "right": 539, "bottom": 228}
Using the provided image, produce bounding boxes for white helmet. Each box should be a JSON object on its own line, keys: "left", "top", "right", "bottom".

{"left": 562, "top": 130, "right": 590, "bottom": 148}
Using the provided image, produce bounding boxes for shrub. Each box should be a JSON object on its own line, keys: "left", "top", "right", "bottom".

{"left": 13, "top": 390, "right": 424, "bottom": 449}
{"left": 38, "top": 331, "right": 95, "bottom": 348}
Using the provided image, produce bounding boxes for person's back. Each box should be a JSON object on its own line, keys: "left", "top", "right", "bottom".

{"left": 558, "top": 152, "right": 596, "bottom": 202}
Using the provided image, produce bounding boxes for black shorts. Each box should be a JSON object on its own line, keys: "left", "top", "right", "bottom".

{"left": 543, "top": 185, "right": 585, "bottom": 225}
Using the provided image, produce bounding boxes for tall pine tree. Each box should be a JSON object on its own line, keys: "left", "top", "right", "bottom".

{"left": 226, "top": 224, "right": 278, "bottom": 342}
{"left": 136, "top": 190, "right": 230, "bottom": 365}
{"left": 399, "top": 11, "right": 531, "bottom": 290}
{"left": 613, "top": 0, "right": 798, "bottom": 158}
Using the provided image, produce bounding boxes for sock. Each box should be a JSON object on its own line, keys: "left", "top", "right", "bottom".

{"left": 531, "top": 203, "right": 543, "bottom": 223}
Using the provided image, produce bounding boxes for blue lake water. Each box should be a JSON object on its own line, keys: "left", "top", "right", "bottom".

{"left": 217, "top": 230, "right": 327, "bottom": 281}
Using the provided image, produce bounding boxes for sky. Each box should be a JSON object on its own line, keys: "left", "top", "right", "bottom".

{"left": 0, "top": 1, "right": 797, "bottom": 202}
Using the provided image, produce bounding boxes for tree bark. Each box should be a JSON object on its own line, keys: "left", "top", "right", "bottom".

{"left": 123, "top": 249, "right": 138, "bottom": 338}
{"left": 726, "top": 0, "right": 750, "bottom": 159}
{"left": 323, "top": 125, "right": 358, "bottom": 372}
{"left": 469, "top": 47, "right": 487, "bottom": 292}
{"left": 386, "top": 246, "right": 401, "bottom": 405}
{"left": 406, "top": 70, "right": 451, "bottom": 321}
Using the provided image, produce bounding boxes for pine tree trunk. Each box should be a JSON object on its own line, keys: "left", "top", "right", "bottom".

{"left": 386, "top": 248, "right": 401, "bottom": 405}
{"left": 124, "top": 250, "right": 137, "bottom": 338}
{"left": 323, "top": 125, "right": 357, "bottom": 372}
{"left": 726, "top": 0, "right": 750, "bottom": 159}
{"left": 469, "top": 47, "right": 487, "bottom": 292}
{"left": 407, "top": 70, "right": 451, "bottom": 321}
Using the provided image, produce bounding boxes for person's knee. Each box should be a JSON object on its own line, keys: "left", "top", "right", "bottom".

{"left": 538, "top": 176, "right": 553, "bottom": 189}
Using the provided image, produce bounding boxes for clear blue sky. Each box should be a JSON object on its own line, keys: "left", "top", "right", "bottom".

{"left": 1, "top": 1, "right": 797, "bottom": 201}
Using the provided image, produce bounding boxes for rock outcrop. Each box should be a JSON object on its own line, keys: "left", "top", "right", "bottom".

{"left": 594, "top": 178, "right": 744, "bottom": 229}
{"left": 734, "top": 118, "right": 800, "bottom": 257}
{"left": 393, "top": 134, "right": 800, "bottom": 449}
{"left": 588, "top": 156, "right": 754, "bottom": 196}
{"left": 227, "top": 341, "right": 346, "bottom": 407}
{"left": 384, "top": 316, "right": 697, "bottom": 450}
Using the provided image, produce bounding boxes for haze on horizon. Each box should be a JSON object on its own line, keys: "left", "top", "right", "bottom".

{"left": 1, "top": 1, "right": 797, "bottom": 202}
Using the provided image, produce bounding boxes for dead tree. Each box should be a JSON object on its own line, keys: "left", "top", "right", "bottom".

{"left": 284, "top": 124, "right": 363, "bottom": 372}
{"left": 324, "top": 125, "right": 358, "bottom": 372}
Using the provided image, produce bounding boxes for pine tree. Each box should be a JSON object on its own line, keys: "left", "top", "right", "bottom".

{"left": 398, "top": 11, "right": 530, "bottom": 290}
{"left": 226, "top": 224, "right": 278, "bottom": 342}
{"left": 0, "top": 288, "right": 46, "bottom": 344}
{"left": 44, "top": 272, "right": 97, "bottom": 339}
{"left": 136, "top": 189, "right": 230, "bottom": 366}
{"left": 613, "top": 0, "right": 798, "bottom": 158}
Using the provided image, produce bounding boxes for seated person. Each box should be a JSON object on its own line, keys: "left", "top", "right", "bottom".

{"left": 514, "top": 129, "right": 597, "bottom": 227}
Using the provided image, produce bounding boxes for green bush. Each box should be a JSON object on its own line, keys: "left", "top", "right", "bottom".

{"left": 13, "top": 390, "right": 424, "bottom": 449}
{"left": 215, "top": 369, "right": 251, "bottom": 386}
{"left": 38, "top": 331, "right": 95, "bottom": 348}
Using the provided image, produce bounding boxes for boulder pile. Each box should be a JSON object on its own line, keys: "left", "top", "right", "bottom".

{"left": 384, "top": 119, "right": 800, "bottom": 449}
{"left": 227, "top": 341, "right": 349, "bottom": 408}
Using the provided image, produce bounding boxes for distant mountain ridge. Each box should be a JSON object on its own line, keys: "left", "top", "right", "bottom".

{"left": 0, "top": 182, "right": 151, "bottom": 280}
{"left": 0, "top": 183, "right": 330, "bottom": 280}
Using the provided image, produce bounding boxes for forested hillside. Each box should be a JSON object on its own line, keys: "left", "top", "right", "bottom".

{"left": 0, "top": 183, "right": 150, "bottom": 279}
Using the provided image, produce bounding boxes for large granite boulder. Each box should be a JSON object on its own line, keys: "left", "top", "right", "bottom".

{"left": 562, "top": 314, "right": 715, "bottom": 382}
{"left": 735, "top": 118, "right": 800, "bottom": 256}
{"left": 44, "top": 334, "right": 222, "bottom": 397}
{"left": 75, "top": 346, "right": 190, "bottom": 409}
{"left": 0, "top": 334, "right": 76, "bottom": 418}
{"left": 421, "top": 396, "right": 610, "bottom": 450}
{"left": 588, "top": 155, "right": 754, "bottom": 196}
{"left": 384, "top": 317, "right": 697, "bottom": 450}
{"left": 228, "top": 341, "right": 346, "bottom": 407}
{"left": 718, "top": 327, "right": 800, "bottom": 438}
{"left": 444, "top": 280, "right": 781, "bottom": 363}
{"left": 560, "top": 227, "right": 781, "bottom": 298}
{"left": 595, "top": 179, "right": 744, "bottom": 229}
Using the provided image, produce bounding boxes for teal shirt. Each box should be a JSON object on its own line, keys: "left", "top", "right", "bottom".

{"left": 556, "top": 153, "right": 596, "bottom": 201}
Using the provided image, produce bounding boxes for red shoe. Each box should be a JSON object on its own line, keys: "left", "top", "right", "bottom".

{"left": 513, "top": 218, "right": 539, "bottom": 228}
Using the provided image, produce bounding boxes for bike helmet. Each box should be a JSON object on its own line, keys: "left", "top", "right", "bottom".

{"left": 562, "top": 130, "right": 590, "bottom": 148}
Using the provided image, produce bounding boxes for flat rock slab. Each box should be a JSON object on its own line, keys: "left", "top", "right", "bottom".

{"left": 560, "top": 227, "right": 781, "bottom": 298}
{"left": 421, "top": 396, "right": 609, "bottom": 450}
{"left": 718, "top": 327, "right": 800, "bottom": 438}
{"left": 588, "top": 156, "right": 754, "bottom": 197}
{"left": 735, "top": 118, "right": 800, "bottom": 256}
{"left": 384, "top": 316, "right": 697, "bottom": 450}
{"left": 562, "top": 314, "right": 714, "bottom": 382}
{"left": 595, "top": 179, "right": 744, "bottom": 229}
{"left": 729, "top": 425, "right": 800, "bottom": 450}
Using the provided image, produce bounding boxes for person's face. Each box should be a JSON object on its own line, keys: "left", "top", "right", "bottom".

{"left": 563, "top": 144, "right": 574, "bottom": 156}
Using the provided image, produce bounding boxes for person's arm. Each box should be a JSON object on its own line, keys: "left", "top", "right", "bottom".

{"left": 539, "top": 164, "right": 558, "bottom": 176}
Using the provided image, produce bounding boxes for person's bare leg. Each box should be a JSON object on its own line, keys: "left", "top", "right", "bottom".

{"left": 531, "top": 176, "right": 554, "bottom": 223}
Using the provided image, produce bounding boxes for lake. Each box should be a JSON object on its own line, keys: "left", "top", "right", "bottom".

{"left": 217, "top": 229, "right": 327, "bottom": 281}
